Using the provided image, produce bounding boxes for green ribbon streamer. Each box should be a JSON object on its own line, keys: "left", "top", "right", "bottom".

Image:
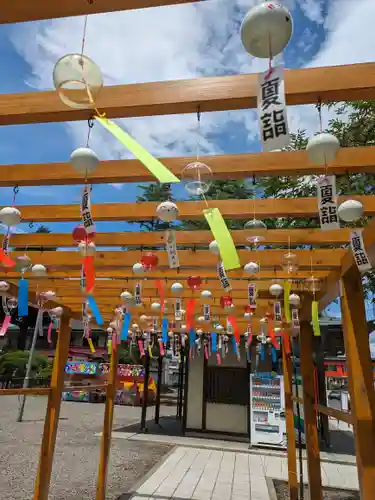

{"left": 312, "top": 300, "right": 321, "bottom": 337}
{"left": 283, "top": 281, "right": 291, "bottom": 323}
{"left": 203, "top": 208, "right": 241, "bottom": 271}
{"left": 95, "top": 117, "right": 180, "bottom": 184}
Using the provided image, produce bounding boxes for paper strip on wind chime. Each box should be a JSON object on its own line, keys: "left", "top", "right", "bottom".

{"left": 248, "top": 283, "right": 257, "bottom": 309}
{"left": 165, "top": 230, "right": 180, "bottom": 268}
{"left": 350, "top": 229, "right": 372, "bottom": 273}
{"left": 121, "top": 312, "right": 131, "bottom": 341}
{"left": 258, "top": 64, "right": 290, "bottom": 152}
{"left": 95, "top": 117, "right": 180, "bottom": 184}
{"left": 174, "top": 297, "right": 182, "bottom": 321}
{"left": 87, "top": 296, "right": 104, "bottom": 325}
{"left": 312, "top": 301, "right": 321, "bottom": 337}
{"left": 217, "top": 260, "right": 231, "bottom": 291}
{"left": 18, "top": 279, "right": 28, "bottom": 317}
{"left": 317, "top": 175, "right": 340, "bottom": 231}
{"left": 203, "top": 208, "right": 240, "bottom": 271}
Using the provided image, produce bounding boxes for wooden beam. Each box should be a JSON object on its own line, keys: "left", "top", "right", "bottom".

{"left": 314, "top": 404, "right": 353, "bottom": 425}
{"left": 33, "top": 313, "right": 72, "bottom": 500}
{"left": 0, "top": 269, "right": 331, "bottom": 280}
{"left": 6, "top": 249, "right": 345, "bottom": 268}
{"left": 96, "top": 339, "right": 119, "bottom": 500}
{"left": 9, "top": 228, "right": 354, "bottom": 248}
{"left": 0, "top": 0, "right": 200, "bottom": 24}
{"left": 299, "top": 295, "right": 323, "bottom": 500}
{"left": 341, "top": 269, "right": 375, "bottom": 499}
{"left": 1, "top": 63, "right": 375, "bottom": 125}
{"left": 2, "top": 147, "right": 374, "bottom": 186}
{"left": 5, "top": 196, "right": 373, "bottom": 222}
{"left": 282, "top": 338, "right": 298, "bottom": 500}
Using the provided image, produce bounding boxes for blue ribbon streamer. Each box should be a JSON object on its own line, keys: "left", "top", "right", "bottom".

{"left": 87, "top": 296, "right": 104, "bottom": 325}
{"left": 18, "top": 279, "right": 28, "bottom": 317}
{"left": 211, "top": 332, "right": 217, "bottom": 352}
{"left": 121, "top": 312, "right": 131, "bottom": 341}
{"left": 162, "top": 318, "right": 169, "bottom": 343}
{"left": 232, "top": 336, "right": 238, "bottom": 356}
{"left": 189, "top": 328, "right": 195, "bottom": 347}
{"left": 271, "top": 346, "right": 277, "bottom": 362}
{"left": 260, "top": 344, "right": 265, "bottom": 361}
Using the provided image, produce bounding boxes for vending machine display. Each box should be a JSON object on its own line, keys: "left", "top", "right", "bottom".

{"left": 250, "top": 372, "right": 286, "bottom": 448}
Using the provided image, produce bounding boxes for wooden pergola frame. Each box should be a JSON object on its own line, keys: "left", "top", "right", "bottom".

{"left": 0, "top": 3, "right": 374, "bottom": 500}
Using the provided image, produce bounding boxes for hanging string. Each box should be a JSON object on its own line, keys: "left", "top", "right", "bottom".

{"left": 317, "top": 98, "right": 328, "bottom": 177}
{"left": 196, "top": 106, "right": 201, "bottom": 161}
{"left": 80, "top": 15, "right": 89, "bottom": 58}
{"left": 264, "top": 32, "right": 273, "bottom": 81}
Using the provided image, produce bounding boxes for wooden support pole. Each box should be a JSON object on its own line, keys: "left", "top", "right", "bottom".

{"left": 312, "top": 336, "right": 330, "bottom": 448}
{"left": 96, "top": 341, "right": 119, "bottom": 500}
{"left": 154, "top": 356, "right": 163, "bottom": 425}
{"left": 299, "top": 295, "right": 323, "bottom": 500}
{"left": 282, "top": 338, "right": 298, "bottom": 500}
{"left": 140, "top": 354, "right": 150, "bottom": 432}
{"left": 182, "top": 346, "right": 190, "bottom": 436}
{"left": 33, "top": 314, "right": 72, "bottom": 500}
{"left": 341, "top": 269, "right": 375, "bottom": 499}
{"left": 178, "top": 350, "right": 185, "bottom": 419}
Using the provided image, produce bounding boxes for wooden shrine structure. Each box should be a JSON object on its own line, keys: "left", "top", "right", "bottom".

{"left": 0, "top": 2, "right": 375, "bottom": 500}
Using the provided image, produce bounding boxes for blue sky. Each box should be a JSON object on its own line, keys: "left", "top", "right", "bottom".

{"left": 0, "top": 0, "right": 374, "bottom": 322}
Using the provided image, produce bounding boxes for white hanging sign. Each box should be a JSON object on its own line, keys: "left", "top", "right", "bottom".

{"left": 258, "top": 64, "right": 290, "bottom": 152}
{"left": 291, "top": 308, "right": 300, "bottom": 332}
{"left": 135, "top": 282, "right": 142, "bottom": 305}
{"left": 153, "top": 317, "right": 159, "bottom": 332}
{"left": 203, "top": 304, "right": 211, "bottom": 322}
{"left": 226, "top": 317, "right": 233, "bottom": 335}
{"left": 248, "top": 283, "right": 257, "bottom": 309}
{"left": 274, "top": 301, "right": 282, "bottom": 323}
{"left": 2, "top": 234, "right": 9, "bottom": 255}
{"left": 317, "top": 176, "right": 340, "bottom": 231}
{"left": 80, "top": 264, "right": 86, "bottom": 294}
{"left": 174, "top": 297, "right": 182, "bottom": 321}
{"left": 217, "top": 260, "right": 231, "bottom": 292}
{"left": 350, "top": 229, "right": 372, "bottom": 273}
{"left": 165, "top": 230, "right": 179, "bottom": 269}
{"left": 81, "top": 185, "right": 95, "bottom": 234}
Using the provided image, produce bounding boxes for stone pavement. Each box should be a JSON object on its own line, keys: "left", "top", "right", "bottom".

{"left": 128, "top": 446, "right": 359, "bottom": 500}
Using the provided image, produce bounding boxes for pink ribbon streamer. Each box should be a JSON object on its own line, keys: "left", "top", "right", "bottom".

{"left": 138, "top": 339, "right": 145, "bottom": 357}
{"left": 0, "top": 315, "right": 11, "bottom": 336}
{"left": 112, "top": 332, "right": 117, "bottom": 352}
{"left": 47, "top": 321, "right": 53, "bottom": 344}
{"left": 216, "top": 352, "right": 221, "bottom": 366}
{"left": 204, "top": 344, "right": 209, "bottom": 360}
{"left": 159, "top": 340, "right": 165, "bottom": 357}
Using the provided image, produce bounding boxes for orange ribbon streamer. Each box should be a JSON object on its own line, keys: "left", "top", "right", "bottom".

{"left": 83, "top": 256, "right": 95, "bottom": 293}
{"left": 0, "top": 249, "right": 15, "bottom": 268}
{"left": 268, "top": 328, "right": 280, "bottom": 349}
{"left": 186, "top": 298, "right": 196, "bottom": 331}
{"left": 282, "top": 330, "right": 291, "bottom": 355}
{"left": 228, "top": 315, "right": 240, "bottom": 344}
{"left": 155, "top": 280, "right": 165, "bottom": 312}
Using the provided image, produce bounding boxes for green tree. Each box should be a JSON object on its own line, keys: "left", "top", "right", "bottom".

{"left": 117, "top": 342, "right": 140, "bottom": 364}
{"left": 0, "top": 350, "right": 50, "bottom": 382}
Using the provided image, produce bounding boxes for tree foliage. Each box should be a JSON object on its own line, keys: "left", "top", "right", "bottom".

{"left": 0, "top": 350, "right": 51, "bottom": 380}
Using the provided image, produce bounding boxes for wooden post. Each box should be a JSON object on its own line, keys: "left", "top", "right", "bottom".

{"left": 96, "top": 339, "right": 119, "bottom": 500}
{"left": 176, "top": 351, "right": 185, "bottom": 419}
{"left": 312, "top": 336, "right": 330, "bottom": 448}
{"left": 282, "top": 336, "right": 298, "bottom": 500}
{"left": 341, "top": 268, "right": 375, "bottom": 499}
{"left": 299, "top": 295, "right": 323, "bottom": 500}
{"left": 33, "top": 314, "right": 72, "bottom": 500}
{"left": 154, "top": 355, "right": 163, "bottom": 424}
{"left": 182, "top": 346, "right": 190, "bottom": 435}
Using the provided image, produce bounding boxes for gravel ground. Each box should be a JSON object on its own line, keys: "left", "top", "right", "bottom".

{"left": 0, "top": 396, "right": 173, "bottom": 500}
{"left": 273, "top": 480, "right": 360, "bottom": 500}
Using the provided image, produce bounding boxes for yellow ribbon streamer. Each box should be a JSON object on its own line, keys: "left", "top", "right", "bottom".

{"left": 283, "top": 281, "right": 291, "bottom": 323}
{"left": 203, "top": 208, "right": 241, "bottom": 271}
{"left": 88, "top": 337, "right": 96, "bottom": 353}
{"left": 95, "top": 117, "right": 180, "bottom": 184}
{"left": 312, "top": 301, "right": 321, "bottom": 336}
{"left": 148, "top": 344, "right": 153, "bottom": 358}
{"left": 107, "top": 339, "right": 112, "bottom": 355}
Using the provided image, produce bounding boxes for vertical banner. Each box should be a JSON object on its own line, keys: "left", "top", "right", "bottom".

{"left": 258, "top": 64, "right": 290, "bottom": 152}
{"left": 291, "top": 308, "right": 300, "bottom": 332}
{"left": 217, "top": 260, "right": 231, "bottom": 292}
{"left": 203, "top": 304, "right": 211, "bottom": 322}
{"left": 350, "top": 229, "right": 372, "bottom": 272}
{"left": 121, "top": 312, "right": 131, "bottom": 340}
{"left": 153, "top": 317, "right": 158, "bottom": 332}
{"left": 226, "top": 317, "right": 233, "bottom": 335}
{"left": 162, "top": 317, "right": 169, "bottom": 344}
{"left": 317, "top": 175, "right": 340, "bottom": 231}
{"left": 248, "top": 283, "right": 257, "bottom": 309}
{"left": 273, "top": 301, "right": 282, "bottom": 323}
{"left": 81, "top": 185, "right": 96, "bottom": 234}
{"left": 81, "top": 185, "right": 95, "bottom": 234}
{"left": 165, "top": 230, "right": 179, "bottom": 269}
{"left": 174, "top": 297, "right": 182, "bottom": 321}
{"left": 135, "top": 281, "right": 142, "bottom": 305}
{"left": 211, "top": 332, "right": 217, "bottom": 352}
{"left": 2, "top": 233, "right": 9, "bottom": 254}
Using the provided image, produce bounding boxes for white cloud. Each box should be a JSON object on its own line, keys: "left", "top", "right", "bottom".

{"left": 8, "top": 0, "right": 375, "bottom": 169}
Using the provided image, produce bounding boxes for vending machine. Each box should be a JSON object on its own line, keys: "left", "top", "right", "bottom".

{"left": 250, "top": 372, "right": 286, "bottom": 448}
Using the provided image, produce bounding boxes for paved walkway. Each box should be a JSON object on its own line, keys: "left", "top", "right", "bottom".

{"left": 129, "top": 446, "right": 359, "bottom": 500}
